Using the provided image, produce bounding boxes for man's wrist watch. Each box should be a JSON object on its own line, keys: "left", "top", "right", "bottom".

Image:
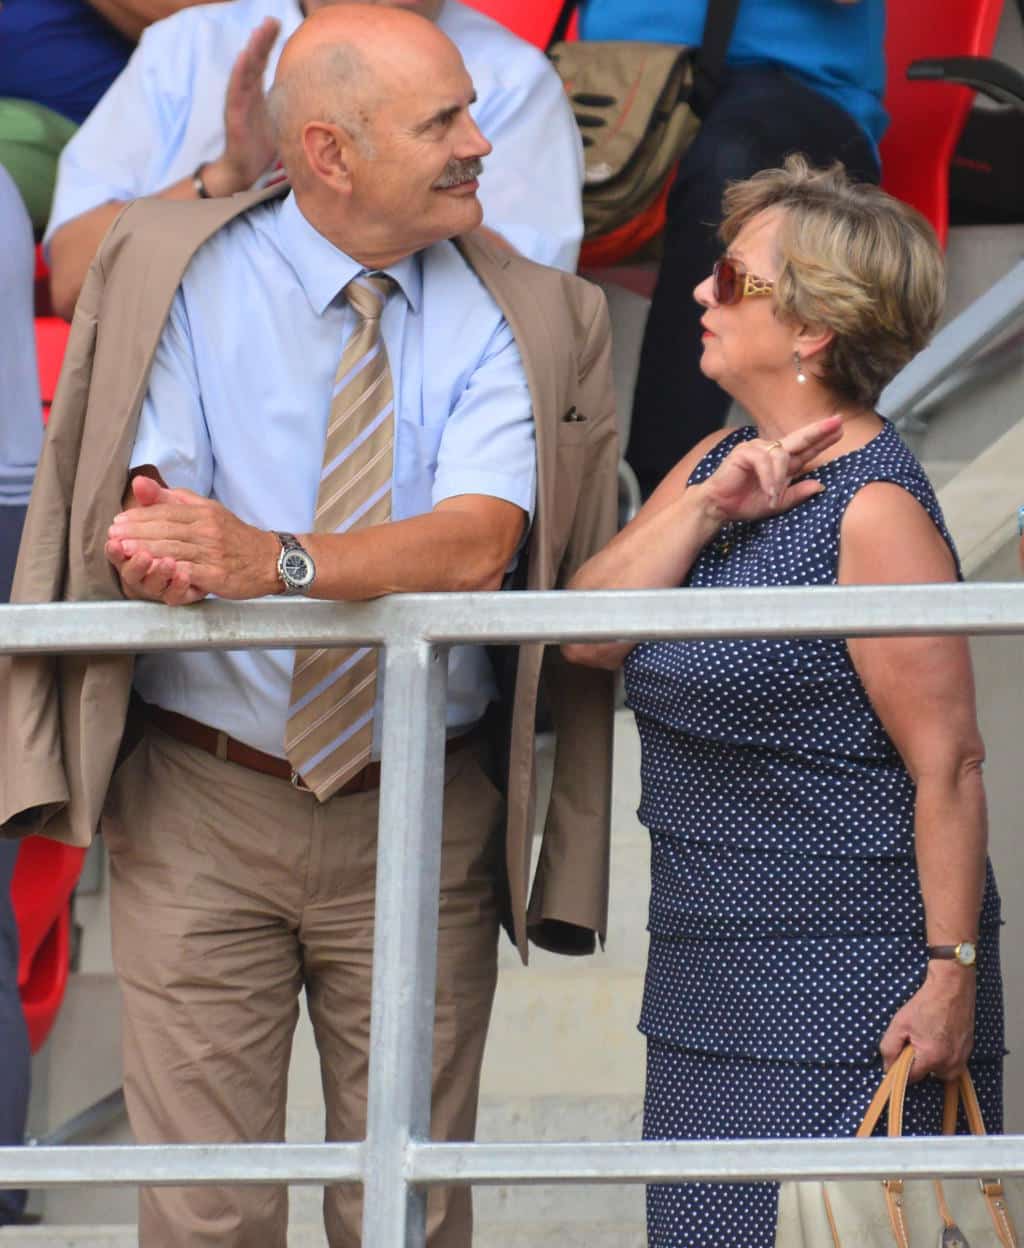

{"left": 926, "top": 940, "right": 977, "bottom": 968}
{"left": 275, "top": 532, "right": 316, "bottom": 595}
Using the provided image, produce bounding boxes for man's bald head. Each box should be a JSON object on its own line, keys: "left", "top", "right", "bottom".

{"left": 268, "top": 3, "right": 490, "bottom": 267}
{"left": 267, "top": 5, "right": 454, "bottom": 178}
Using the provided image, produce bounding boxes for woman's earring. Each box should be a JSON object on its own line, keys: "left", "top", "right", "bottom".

{"left": 794, "top": 351, "right": 807, "bottom": 385}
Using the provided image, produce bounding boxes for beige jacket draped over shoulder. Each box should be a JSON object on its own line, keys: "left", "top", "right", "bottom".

{"left": 0, "top": 186, "right": 619, "bottom": 962}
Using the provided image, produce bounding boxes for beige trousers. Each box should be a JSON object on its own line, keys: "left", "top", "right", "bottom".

{"left": 103, "top": 723, "right": 503, "bottom": 1247}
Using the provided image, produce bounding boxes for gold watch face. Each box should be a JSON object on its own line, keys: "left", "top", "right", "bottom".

{"left": 956, "top": 941, "right": 977, "bottom": 967}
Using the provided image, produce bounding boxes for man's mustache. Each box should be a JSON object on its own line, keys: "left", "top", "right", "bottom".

{"left": 433, "top": 157, "right": 483, "bottom": 189}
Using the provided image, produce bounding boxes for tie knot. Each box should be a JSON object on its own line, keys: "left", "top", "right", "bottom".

{"left": 343, "top": 273, "right": 396, "bottom": 322}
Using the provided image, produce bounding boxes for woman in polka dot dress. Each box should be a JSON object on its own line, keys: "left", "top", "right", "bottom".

{"left": 565, "top": 156, "right": 1004, "bottom": 1247}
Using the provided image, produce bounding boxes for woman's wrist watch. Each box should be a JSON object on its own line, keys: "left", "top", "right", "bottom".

{"left": 275, "top": 532, "right": 316, "bottom": 594}
{"left": 926, "top": 940, "right": 977, "bottom": 968}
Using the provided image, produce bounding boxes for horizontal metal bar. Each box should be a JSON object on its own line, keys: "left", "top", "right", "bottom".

{"left": 0, "top": 1144, "right": 363, "bottom": 1188}
{"left": 3, "top": 584, "right": 1024, "bottom": 656}
{"left": 416, "top": 1137, "right": 1024, "bottom": 1186}
{"left": 4, "top": 1137, "right": 1024, "bottom": 1190}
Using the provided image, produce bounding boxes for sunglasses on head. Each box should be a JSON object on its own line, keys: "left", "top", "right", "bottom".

{"left": 712, "top": 256, "right": 775, "bottom": 306}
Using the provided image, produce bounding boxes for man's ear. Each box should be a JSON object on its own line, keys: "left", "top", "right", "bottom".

{"left": 301, "top": 120, "right": 355, "bottom": 193}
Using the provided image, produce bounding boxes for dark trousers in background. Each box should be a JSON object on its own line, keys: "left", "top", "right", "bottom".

{"left": 0, "top": 502, "right": 30, "bottom": 1224}
{"left": 626, "top": 66, "right": 881, "bottom": 500}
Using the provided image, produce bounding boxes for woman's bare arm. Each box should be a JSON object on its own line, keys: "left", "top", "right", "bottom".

{"left": 841, "top": 483, "right": 986, "bottom": 1081}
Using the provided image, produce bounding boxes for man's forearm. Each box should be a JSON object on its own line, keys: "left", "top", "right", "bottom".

{"left": 50, "top": 180, "right": 192, "bottom": 319}
{"left": 49, "top": 155, "right": 250, "bottom": 319}
{"left": 300, "top": 507, "right": 522, "bottom": 602}
{"left": 107, "top": 485, "right": 527, "bottom": 604}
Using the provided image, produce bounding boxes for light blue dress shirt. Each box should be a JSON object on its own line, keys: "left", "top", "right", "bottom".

{"left": 45, "top": 0, "right": 584, "bottom": 270}
{"left": 131, "top": 191, "right": 536, "bottom": 758}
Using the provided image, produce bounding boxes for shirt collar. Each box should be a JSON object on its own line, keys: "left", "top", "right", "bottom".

{"left": 275, "top": 190, "right": 422, "bottom": 317}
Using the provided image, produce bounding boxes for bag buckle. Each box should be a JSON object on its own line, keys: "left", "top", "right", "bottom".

{"left": 941, "top": 1225, "right": 970, "bottom": 1247}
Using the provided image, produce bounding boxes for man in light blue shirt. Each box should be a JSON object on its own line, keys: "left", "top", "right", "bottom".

{"left": 100, "top": 8, "right": 536, "bottom": 1245}
{"left": 45, "top": 0, "right": 583, "bottom": 318}
{"left": 127, "top": 188, "right": 535, "bottom": 759}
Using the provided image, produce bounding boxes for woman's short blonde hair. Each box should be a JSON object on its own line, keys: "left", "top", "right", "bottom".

{"left": 719, "top": 155, "right": 946, "bottom": 408}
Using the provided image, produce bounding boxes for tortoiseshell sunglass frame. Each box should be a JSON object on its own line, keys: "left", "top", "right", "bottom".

{"left": 712, "top": 257, "right": 775, "bottom": 305}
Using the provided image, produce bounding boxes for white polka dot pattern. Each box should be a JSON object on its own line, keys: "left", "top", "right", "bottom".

{"left": 622, "top": 422, "right": 1005, "bottom": 1247}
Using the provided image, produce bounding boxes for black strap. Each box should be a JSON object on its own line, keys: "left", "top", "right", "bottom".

{"left": 690, "top": 0, "right": 743, "bottom": 118}
{"left": 548, "top": 0, "right": 577, "bottom": 48}
{"left": 548, "top": 0, "right": 743, "bottom": 118}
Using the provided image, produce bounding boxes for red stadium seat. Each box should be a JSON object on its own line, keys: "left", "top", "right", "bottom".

{"left": 458, "top": 0, "right": 572, "bottom": 47}
{"left": 12, "top": 838, "right": 87, "bottom": 1053}
{"left": 879, "top": 0, "right": 1003, "bottom": 246}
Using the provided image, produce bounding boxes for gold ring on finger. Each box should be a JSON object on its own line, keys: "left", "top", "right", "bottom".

{"left": 766, "top": 439, "right": 784, "bottom": 453}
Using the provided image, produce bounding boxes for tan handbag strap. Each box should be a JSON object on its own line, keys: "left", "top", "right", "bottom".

{"left": 940, "top": 1065, "right": 1018, "bottom": 1246}
{"left": 956, "top": 1067, "right": 990, "bottom": 1136}
{"left": 850, "top": 1047, "right": 1017, "bottom": 1248}
{"left": 856, "top": 1046, "right": 916, "bottom": 1139}
{"left": 943, "top": 1077, "right": 960, "bottom": 1135}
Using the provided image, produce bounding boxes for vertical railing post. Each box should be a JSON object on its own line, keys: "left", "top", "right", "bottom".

{"left": 362, "top": 639, "right": 449, "bottom": 1247}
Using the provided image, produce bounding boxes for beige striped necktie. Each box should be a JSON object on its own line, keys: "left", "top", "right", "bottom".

{"left": 284, "top": 272, "right": 397, "bottom": 801}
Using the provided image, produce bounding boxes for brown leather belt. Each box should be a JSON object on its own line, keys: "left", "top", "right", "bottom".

{"left": 144, "top": 703, "right": 478, "bottom": 797}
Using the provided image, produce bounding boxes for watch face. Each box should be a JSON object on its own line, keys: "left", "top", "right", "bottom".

{"left": 957, "top": 941, "right": 977, "bottom": 967}
{"left": 282, "top": 550, "right": 315, "bottom": 588}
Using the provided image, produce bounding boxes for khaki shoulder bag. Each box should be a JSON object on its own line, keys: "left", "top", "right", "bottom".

{"left": 547, "top": 0, "right": 741, "bottom": 241}
{"left": 775, "top": 1045, "right": 1024, "bottom": 1247}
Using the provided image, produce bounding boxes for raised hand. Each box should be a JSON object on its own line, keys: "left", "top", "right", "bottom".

{"left": 106, "top": 476, "right": 279, "bottom": 603}
{"left": 700, "top": 415, "right": 844, "bottom": 525}
{"left": 202, "top": 17, "right": 282, "bottom": 197}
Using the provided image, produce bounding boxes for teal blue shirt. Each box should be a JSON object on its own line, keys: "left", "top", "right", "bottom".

{"left": 578, "top": 0, "right": 887, "bottom": 149}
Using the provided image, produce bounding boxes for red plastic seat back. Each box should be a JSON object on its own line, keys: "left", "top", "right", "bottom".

{"left": 13, "top": 838, "right": 87, "bottom": 1052}
{"left": 458, "top": 0, "right": 573, "bottom": 47}
{"left": 19, "top": 909, "right": 72, "bottom": 1053}
{"left": 879, "top": 0, "right": 1002, "bottom": 247}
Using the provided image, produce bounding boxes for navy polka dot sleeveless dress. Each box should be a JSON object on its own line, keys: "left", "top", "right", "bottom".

{"left": 622, "top": 421, "right": 1005, "bottom": 1248}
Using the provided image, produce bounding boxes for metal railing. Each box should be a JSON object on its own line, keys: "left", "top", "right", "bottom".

{"left": 3, "top": 584, "right": 1024, "bottom": 1245}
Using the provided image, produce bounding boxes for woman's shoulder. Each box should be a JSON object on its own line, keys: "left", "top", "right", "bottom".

{"left": 833, "top": 423, "right": 961, "bottom": 579}
{"left": 820, "top": 418, "right": 930, "bottom": 488}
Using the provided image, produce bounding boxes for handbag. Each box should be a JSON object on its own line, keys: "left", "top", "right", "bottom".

{"left": 775, "top": 1045, "right": 1024, "bottom": 1247}
{"left": 546, "top": 0, "right": 740, "bottom": 258}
